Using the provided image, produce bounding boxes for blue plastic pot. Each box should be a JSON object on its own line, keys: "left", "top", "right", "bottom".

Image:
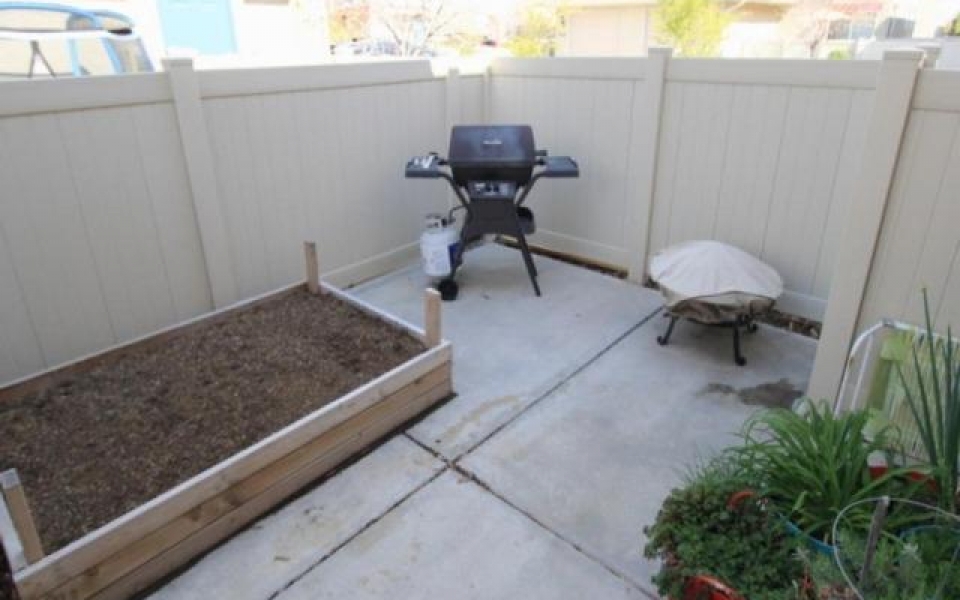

{"left": 783, "top": 520, "right": 836, "bottom": 556}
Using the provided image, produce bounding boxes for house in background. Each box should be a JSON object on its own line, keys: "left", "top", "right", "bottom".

{"left": 820, "top": 0, "right": 960, "bottom": 67}
{"left": 558, "top": 0, "right": 797, "bottom": 57}
{"left": 0, "top": 0, "right": 331, "bottom": 74}
{"left": 559, "top": 0, "right": 960, "bottom": 59}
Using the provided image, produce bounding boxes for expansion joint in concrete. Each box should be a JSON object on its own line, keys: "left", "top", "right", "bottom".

{"left": 450, "top": 461, "right": 656, "bottom": 599}
{"left": 454, "top": 305, "right": 663, "bottom": 462}
{"left": 265, "top": 466, "right": 448, "bottom": 600}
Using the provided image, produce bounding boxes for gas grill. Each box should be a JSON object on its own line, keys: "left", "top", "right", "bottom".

{"left": 406, "top": 125, "right": 578, "bottom": 299}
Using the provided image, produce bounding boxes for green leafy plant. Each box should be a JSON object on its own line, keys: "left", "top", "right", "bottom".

{"left": 801, "top": 527, "right": 960, "bottom": 599}
{"left": 896, "top": 291, "right": 960, "bottom": 513}
{"left": 643, "top": 458, "right": 804, "bottom": 599}
{"left": 729, "top": 401, "right": 918, "bottom": 540}
{"left": 505, "top": 1, "right": 572, "bottom": 58}
{"left": 655, "top": 0, "right": 731, "bottom": 57}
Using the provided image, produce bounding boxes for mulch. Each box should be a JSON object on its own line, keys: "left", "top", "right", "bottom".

{"left": 0, "top": 288, "right": 423, "bottom": 575}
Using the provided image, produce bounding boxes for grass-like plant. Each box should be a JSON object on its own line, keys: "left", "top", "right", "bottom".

{"left": 730, "top": 400, "right": 916, "bottom": 540}
{"left": 896, "top": 291, "right": 960, "bottom": 513}
{"left": 802, "top": 527, "right": 960, "bottom": 599}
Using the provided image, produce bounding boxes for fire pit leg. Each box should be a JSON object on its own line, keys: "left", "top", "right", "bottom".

{"left": 657, "top": 315, "right": 678, "bottom": 346}
{"left": 732, "top": 323, "right": 747, "bottom": 366}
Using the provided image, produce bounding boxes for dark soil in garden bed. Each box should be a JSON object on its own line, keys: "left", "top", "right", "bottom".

{"left": 0, "top": 289, "right": 423, "bottom": 561}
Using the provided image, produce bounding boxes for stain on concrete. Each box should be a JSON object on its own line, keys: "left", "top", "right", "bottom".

{"left": 436, "top": 395, "right": 522, "bottom": 447}
{"left": 701, "top": 378, "right": 802, "bottom": 410}
{"left": 704, "top": 383, "right": 736, "bottom": 396}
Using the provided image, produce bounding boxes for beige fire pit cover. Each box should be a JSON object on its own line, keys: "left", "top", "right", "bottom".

{"left": 649, "top": 240, "right": 783, "bottom": 321}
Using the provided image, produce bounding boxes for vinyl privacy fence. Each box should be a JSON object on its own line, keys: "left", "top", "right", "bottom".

{"left": 0, "top": 60, "right": 466, "bottom": 382}
{"left": 1, "top": 51, "right": 958, "bottom": 402}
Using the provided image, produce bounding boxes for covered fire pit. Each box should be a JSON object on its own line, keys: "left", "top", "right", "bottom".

{"left": 649, "top": 240, "right": 783, "bottom": 366}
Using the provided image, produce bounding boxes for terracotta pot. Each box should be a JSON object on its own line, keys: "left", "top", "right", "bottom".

{"left": 683, "top": 574, "right": 745, "bottom": 600}
{"left": 868, "top": 464, "right": 938, "bottom": 492}
{"left": 726, "top": 489, "right": 757, "bottom": 511}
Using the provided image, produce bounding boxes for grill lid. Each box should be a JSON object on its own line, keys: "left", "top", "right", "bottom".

{"left": 448, "top": 125, "right": 536, "bottom": 167}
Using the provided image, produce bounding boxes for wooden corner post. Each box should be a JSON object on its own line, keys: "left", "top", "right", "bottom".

{"left": 0, "top": 469, "right": 44, "bottom": 565}
{"left": 304, "top": 241, "right": 321, "bottom": 294}
{"left": 807, "top": 49, "right": 924, "bottom": 404}
{"left": 424, "top": 288, "right": 442, "bottom": 348}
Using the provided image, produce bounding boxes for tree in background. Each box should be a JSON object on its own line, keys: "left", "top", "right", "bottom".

{"left": 327, "top": 0, "right": 369, "bottom": 45}
{"left": 655, "top": 0, "right": 730, "bottom": 57}
{"left": 948, "top": 12, "right": 960, "bottom": 36}
{"left": 505, "top": 1, "right": 570, "bottom": 57}
{"left": 778, "top": 0, "right": 840, "bottom": 58}
{"left": 370, "top": 0, "right": 470, "bottom": 56}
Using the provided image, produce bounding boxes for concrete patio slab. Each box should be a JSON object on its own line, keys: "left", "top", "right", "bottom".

{"left": 152, "top": 248, "right": 819, "bottom": 600}
{"left": 460, "top": 321, "right": 818, "bottom": 589}
{"left": 275, "top": 470, "right": 647, "bottom": 600}
{"left": 350, "top": 243, "right": 662, "bottom": 459}
{"left": 149, "top": 437, "right": 443, "bottom": 600}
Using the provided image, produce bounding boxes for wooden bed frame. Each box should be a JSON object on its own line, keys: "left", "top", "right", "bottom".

{"left": 0, "top": 242, "right": 452, "bottom": 600}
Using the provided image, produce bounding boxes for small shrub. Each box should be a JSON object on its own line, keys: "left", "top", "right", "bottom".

{"left": 643, "top": 459, "right": 804, "bottom": 599}
{"left": 801, "top": 527, "right": 960, "bottom": 599}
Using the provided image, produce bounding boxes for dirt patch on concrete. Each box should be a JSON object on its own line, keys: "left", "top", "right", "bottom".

{"left": 701, "top": 378, "right": 803, "bottom": 410}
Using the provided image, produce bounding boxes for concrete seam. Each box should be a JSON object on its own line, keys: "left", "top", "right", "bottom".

{"left": 454, "top": 304, "right": 664, "bottom": 461}
{"left": 403, "top": 432, "right": 455, "bottom": 468}
{"left": 264, "top": 464, "right": 448, "bottom": 600}
{"left": 451, "top": 462, "right": 659, "bottom": 600}
{"left": 263, "top": 301, "right": 663, "bottom": 599}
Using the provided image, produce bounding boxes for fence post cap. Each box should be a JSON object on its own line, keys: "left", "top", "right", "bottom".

{"left": 880, "top": 48, "right": 925, "bottom": 63}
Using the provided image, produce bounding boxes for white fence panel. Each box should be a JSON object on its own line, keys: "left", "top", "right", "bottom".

{"left": 490, "top": 59, "right": 646, "bottom": 267}
{"left": 200, "top": 76, "right": 448, "bottom": 299}
{"left": 0, "top": 62, "right": 450, "bottom": 385}
{"left": 459, "top": 75, "right": 485, "bottom": 125}
{"left": 650, "top": 62, "right": 875, "bottom": 320}
{"left": 857, "top": 73, "right": 960, "bottom": 333}
{"left": 0, "top": 100, "right": 210, "bottom": 383}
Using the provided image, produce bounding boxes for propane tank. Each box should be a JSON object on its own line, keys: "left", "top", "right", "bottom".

{"left": 420, "top": 213, "right": 459, "bottom": 277}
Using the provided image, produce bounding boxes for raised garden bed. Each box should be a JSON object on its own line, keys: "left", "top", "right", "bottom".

{"left": 0, "top": 243, "right": 453, "bottom": 600}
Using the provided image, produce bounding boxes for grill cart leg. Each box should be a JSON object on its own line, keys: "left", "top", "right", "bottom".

{"left": 514, "top": 229, "right": 541, "bottom": 296}
{"left": 657, "top": 314, "right": 679, "bottom": 345}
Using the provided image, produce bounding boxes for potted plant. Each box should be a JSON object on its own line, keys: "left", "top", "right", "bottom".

{"left": 643, "top": 458, "right": 805, "bottom": 600}
{"left": 728, "top": 400, "right": 922, "bottom": 549}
